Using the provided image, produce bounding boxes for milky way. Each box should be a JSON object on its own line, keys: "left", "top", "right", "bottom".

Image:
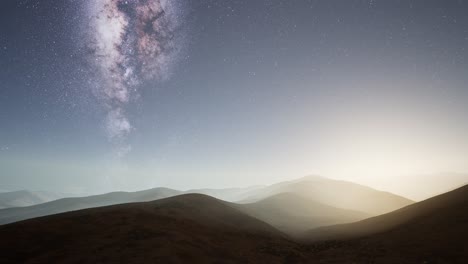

{"left": 85, "top": 0, "right": 185, "bottom": 156}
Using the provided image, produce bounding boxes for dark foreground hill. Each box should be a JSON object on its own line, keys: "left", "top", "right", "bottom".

{"left": 0, "top": 186, "right": 467, "bottom": 263}
{"left": 302, "top": 184, "right": 468, "bottom": 263}
{"left": 0, "top": 194, "right": 305, "bottom": 264}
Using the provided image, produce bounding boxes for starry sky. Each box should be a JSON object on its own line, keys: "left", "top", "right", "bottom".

{"left": 1, "top": 0, "right": 468, "bottom": 194}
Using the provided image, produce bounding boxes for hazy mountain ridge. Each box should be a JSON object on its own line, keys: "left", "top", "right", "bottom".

{"left": 237, "top": 192, "right": 370, "bottom": 237}
{"left": 0, "top": 187, "right": 182, "bottom": 225}
{"left": 0, "top": 190, "right": 73, "bottom": 209}
{"left": 0, "top": 176, "right": 411, "bottom": 226}
{"left": 236, "top": 175, "right": 413, "bottom": 215}
{"left": 0, "top": 185, "right": 467, "bottom": 263}
{"left": 183, "top": 186, "right": 264, "bottom": 202}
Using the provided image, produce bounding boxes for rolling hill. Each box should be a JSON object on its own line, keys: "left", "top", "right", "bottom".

{"left": 0, "top": 194, "right": 305, "bottom": 264}
{"left": 302, "top": 184, "right": 468, "bottom": 263}
{"left": 238, "top": 175, "right": 414, "bottom": 215}
{"left": 0, "top": 176, "right": 413, "bottom": 225}
{"left": 237, "top": 192, "right": 369, "bottom": 237}
{"left": 0, "top": 186, "right": 466, "bottom": 263}
{"left": 0, "top": 187, "right": 181, "bottom": 225}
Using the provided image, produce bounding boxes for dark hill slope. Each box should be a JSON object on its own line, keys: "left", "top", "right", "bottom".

{"left": 0, "top": 194, "right": 305, "bottom": 264}
{"left": 303, "top": 185, "right": 468, "bottom": 263}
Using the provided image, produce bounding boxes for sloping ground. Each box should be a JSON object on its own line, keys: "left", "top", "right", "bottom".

{"left": 238, "top": 175, "right": 414, "bottom": 215}
{"left": 0, "top": 190, "right": 69, "bottom": 209}
{"left": 0, "top": 194, "right": 305, "bottom": 264}
{"left": 237, "top": 192, "right": 369, "bottom": 237}
{"left": 0, "top": 187, "right": 181, "bottom": 225}
{"left": 0, "top": 187, "right": 467, "bottom": 263}
{"left": 302, "top": 185, "right": 468, "bottom": 263}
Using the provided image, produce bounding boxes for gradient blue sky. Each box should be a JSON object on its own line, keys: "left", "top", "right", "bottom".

{"left": 1, "top": 0, "right": 468, "bottom": 195}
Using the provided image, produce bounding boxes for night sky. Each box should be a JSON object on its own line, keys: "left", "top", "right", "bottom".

{"left": 1, "top": 0, "right": 468, "bottom": 194}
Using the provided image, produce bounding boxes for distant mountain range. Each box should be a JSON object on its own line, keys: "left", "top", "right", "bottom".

{"left": 0, "top": 190, "right": 74, "bottom": 209}
{"left": 0, "top": 176, "right": 412, "bottom": 229}
{"left": 0, "top": 180, "right": 466, "bottom": 263}
{"left": 0, "top": 187, "right": 182, "bottom": 225}
{"left": 235, "top": 175, "right": 413, "bottom": 215}
{"left": 184, "top": 186, "right": 264, "bottom": 201}
{"left": 237, "top": 192, "right": 370, "bottom": 237}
